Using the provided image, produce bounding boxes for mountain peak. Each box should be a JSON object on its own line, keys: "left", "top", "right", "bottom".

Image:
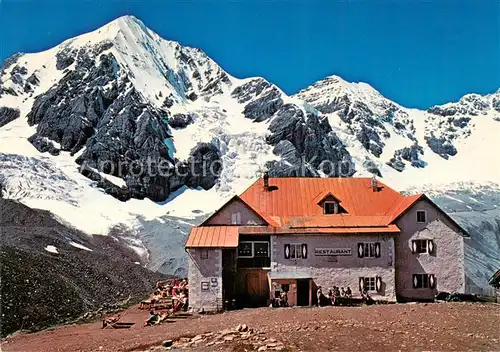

{"left": 105, "top": 15, "right": 148, "bottom": 33}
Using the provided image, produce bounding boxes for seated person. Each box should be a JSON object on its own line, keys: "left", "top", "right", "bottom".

{"left": 280, "top": 290, "right": 289, "bottom": 307}
{"left": 144, "top": 310, "right": 159, "bottom": 326}
{"left": 364, "top": 290, "right": 375, "bottom": 305}
{"left": 274, "top": 291, "right": 282, "bottom": 307}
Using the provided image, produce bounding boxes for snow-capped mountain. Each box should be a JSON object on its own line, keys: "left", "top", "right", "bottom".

{"left": 1, "top": 16, "right": 498, "bottom": 291}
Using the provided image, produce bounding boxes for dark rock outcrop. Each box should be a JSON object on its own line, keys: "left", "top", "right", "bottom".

{"left": 387, "top": 144, "right": 426, "bottom": 171}
{"left": 425, "top": 134, "right": 458, "bottom": 160}
{"left": 169, "top": 113, "right": 194, "bottom": 129}
{"left": 363, "top": 158, "right": 382, "bottom": 177}
{"left": 232, "top": 79, "right": 284, "bottom": 122}
{"left": 493, "top": 96, "right": 500, "bottom": 113}
{"left": 25, "top": 44, "right": 222, "bottom": 202}
{"left": 0, "top": 106, "right": 20, "bottom": 128}
{"left": 27, "top": 52, "right": 121, "bottom": 155}
{"left": 266, "top": 104, "right": 355, "bottom": 177}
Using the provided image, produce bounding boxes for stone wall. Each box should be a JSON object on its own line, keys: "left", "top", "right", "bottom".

{"left": 187, "top": 248, "right": 223, "bottom": 311}
{"left": 271, "top": 234, "right": 397, "bottom": 301}
{"left": 395, "top": 199, "right": 466, "bottom": 300}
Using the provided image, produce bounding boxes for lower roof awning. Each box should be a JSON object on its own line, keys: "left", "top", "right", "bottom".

{"left": 268, "top": 271, "right": 313, "bottom": 280}
{"left": 185, "top": 226, "right": 239, "bottom": 248}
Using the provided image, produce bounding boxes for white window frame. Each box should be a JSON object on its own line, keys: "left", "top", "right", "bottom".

{"left": 323, "top": 201, "right": 338, "bottom": 214}
{"left": 362, "top": 242, "right": 377, "bottom": 258}
{"left": 364, "top": 277, "right": 376, "bottom": 291}
{"left": 413, "top": 239, "right": 428, "bottom": 254}
{"left": 231, "top": 212, "right": 242, "bottom": 225}
{"left": 253, "top": 241, "right": 270, "bottom": 258}
{"left": 289, "top": 243, "right": 303, "bottom": 259}
{"left": 237, "top": 241, "right": 270, "bottom": 258}
{"left": 413, "top": 273, "right": 430, "bottom": 289}
{"left": 237, "top": 241, "right": 254, "bottom": 258}
{"left": 416, "top": 210, "right": 427, "bottom": 223}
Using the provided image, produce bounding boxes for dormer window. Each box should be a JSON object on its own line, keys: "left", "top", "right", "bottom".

{"left": 324, "top": 201, "right": 339, "bottom": 214}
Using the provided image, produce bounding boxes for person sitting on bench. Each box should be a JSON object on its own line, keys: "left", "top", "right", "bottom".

{"left": 144, "top": 310, "right": 159, "bottom": 326}
{"left": 345, "top": 286, "right": 352, "bottom": 306}
{"left": 280, "top": 290, "right": 289, "bottom": 307}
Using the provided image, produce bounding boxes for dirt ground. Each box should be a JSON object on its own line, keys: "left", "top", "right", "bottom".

{"left": 1, "top": 302, "right": 499, "bottom": 352}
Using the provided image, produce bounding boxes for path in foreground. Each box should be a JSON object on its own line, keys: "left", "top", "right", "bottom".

{"left": 2, "top": 303, "right": 499, "bottom": 352}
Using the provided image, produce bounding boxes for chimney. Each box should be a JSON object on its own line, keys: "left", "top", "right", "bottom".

{"left": 371, "top": 174, "right": 378, "bottom": 192}
{"left": 263, "top": 172, "right": 269, "bottom": 190}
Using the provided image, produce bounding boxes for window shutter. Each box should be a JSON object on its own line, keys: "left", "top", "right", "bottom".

{"left": 411, "top": 240, "right": 417, "bottom": 254}
{"left": 376, "top": 276, "right": 382, "bottom": 292}
{"left": 429, "top": 274, "right": 436, "bottom": 289}
{"left": 375, "top": 242, "right": 381, "bottom": 258}
{"left": 428, "top": 240, "right": 435, "bottom": 255}
{"left": 412, "top": 274, "right": 418, "bottom": 289}
{"left": 359, "top": 277, "right": 365, "bottom": 292}
{"left": 284, "top": 244, "right": 290, "bottom": 259}
{"left": 301, "top": 244, "right": 308, "bottom": 259}
{"left": 357, "top": 243, "right": 364, "bottom": 258}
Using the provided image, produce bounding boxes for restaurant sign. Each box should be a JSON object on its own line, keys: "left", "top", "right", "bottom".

{"left": 314, "top": 248, "right": 352, "bottom": 256}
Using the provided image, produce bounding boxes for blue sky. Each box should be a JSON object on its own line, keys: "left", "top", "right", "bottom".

{"left": 0, "top": 0, "right": 499, "bottom": 108}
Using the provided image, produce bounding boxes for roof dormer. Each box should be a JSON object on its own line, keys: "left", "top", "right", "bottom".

{"left": 314, "top": 191, "right": 347, "bottom": 215}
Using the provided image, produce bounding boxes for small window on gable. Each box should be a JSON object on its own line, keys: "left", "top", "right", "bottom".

{"left": 416, "top": 210, "right": 426, "bottom": 223}
{"left": 200, "top": 249, "right": 208, "bottom": 259}
{"left": 231, "top": 212, "right": 242, "bottom": 225}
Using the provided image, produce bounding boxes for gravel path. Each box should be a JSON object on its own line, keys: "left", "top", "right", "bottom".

{"left": 1, "top": 302, "right": 499, "bottom": 351}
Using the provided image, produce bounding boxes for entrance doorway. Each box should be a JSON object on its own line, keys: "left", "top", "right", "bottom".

{"left": 244, "top": 270, "right": 269, "bottom": 307}
{"left": 296, "top": 279, "right": 310, "bottom": 306}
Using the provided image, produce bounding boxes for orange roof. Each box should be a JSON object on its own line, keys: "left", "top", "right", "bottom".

{"left": 240, "top": 177, "right": 408, "bottom": 218}
{"left": 388, "top": 194, "right": 424, "bottom": 222}
{"left": 186, "top": 226, "right": 239, "bottom": 248}
{"left": 238, "top": 225, "right": 400, "bottom": 234}
{"left": 286, "top": 215, "right": 394, "bottom": 228}
{"left": 200, "top": 195, "right": 280, "bottom": 227}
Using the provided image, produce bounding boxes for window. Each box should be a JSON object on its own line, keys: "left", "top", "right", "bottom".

{"left": 357, "top": 242, "right": 381, "bottom": 258}
{"left": 413, "top": 274, "right": 436, "bottom": 289}
{"left": 416, "top": 210, "right": 426, "bottom": 223}
{"left": 284, "top": 244, "right": 308, "bottom": 259}
{"left": 290, "top": 244, "right": 301, "bottom": 259}
{"left": 254, "top": 242, "right": 269, "bottom": 257}
{"left": 359, "top": 276, "right": 382, "bottom": 292}
{"left": 200, "top": 249, "right": 208, "bottom": 259}
{"left": 364, "top": 277, "right": 376, "bottom": 291}
{"left": 411, "top": 239, "right": 434, "bottom": 254}
{"left": 231, "top": 212, "right": 242, "bottom": 225}
{"left": 237, "top": 241, "right": 271, "bottom": 268}
{"left": 324, "top": 201, "right": 338, "bottom": 214}
{"left": 413, "top": 239, "right": 427, "bottom": 253}
{"left": 237, "top": 241, "right": 253, "bottom": 257}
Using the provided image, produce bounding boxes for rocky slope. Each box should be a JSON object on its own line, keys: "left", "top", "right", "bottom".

{"left": 0, "top": 15, "right": 499, "bottom": 292}
{"left": 0, "top": 198, "right": 169, "bottom": 337}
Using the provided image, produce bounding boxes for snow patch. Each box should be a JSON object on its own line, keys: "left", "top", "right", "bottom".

{"left": 44, "top": 245, "right": 58, "bottom": 254}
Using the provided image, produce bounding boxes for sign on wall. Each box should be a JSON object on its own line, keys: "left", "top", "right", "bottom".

{"left": 314, "top": 248, "right": 352, "bottom": 256}
{"left": 201, "top": 281, "right": 209, "bottom": 291}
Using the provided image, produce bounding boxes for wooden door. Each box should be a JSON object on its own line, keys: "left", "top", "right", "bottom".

{"left": 246, "top": 272, "right": 268, "bottom": 307}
